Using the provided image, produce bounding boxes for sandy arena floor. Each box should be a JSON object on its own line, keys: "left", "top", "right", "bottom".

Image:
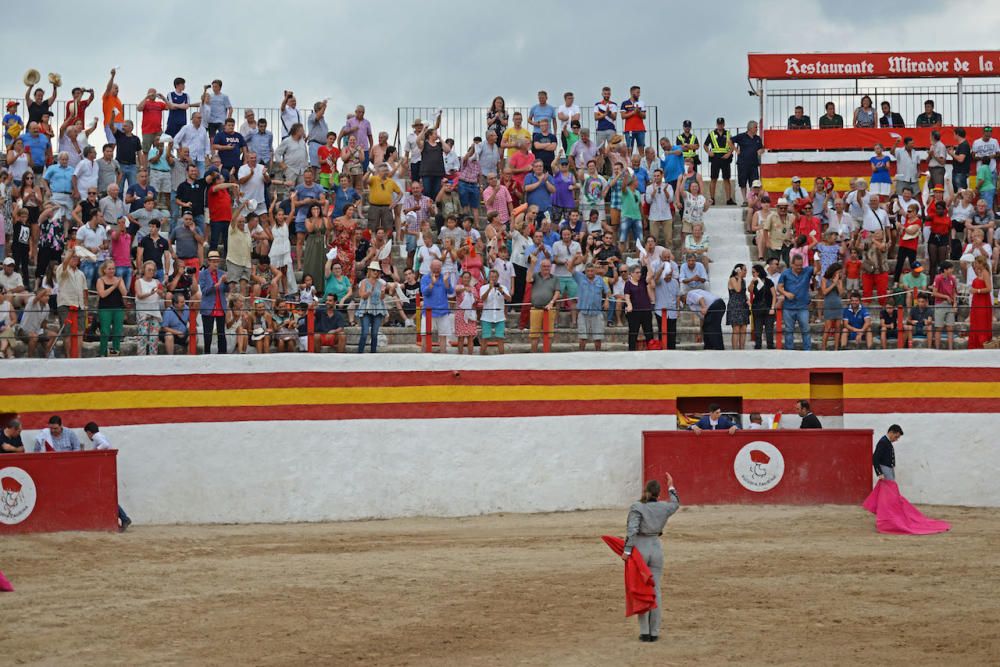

{"left": 2, "top": 505, "right": 999, "bottom": 666}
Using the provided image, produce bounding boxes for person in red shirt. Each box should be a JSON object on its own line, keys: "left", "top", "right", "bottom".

{"left": 317, "top": 131, "right": 341, "bottom": 190}
{"left": 925, "top": 199, "right": 951, "bottom": 279}
{"left": 65, "top": 86, "right": 94, "bottom": 127}
{"left": 894, "top": 204, "right": 922, "bottom": 284}
{"left": 507, "top": 140, "right": 534, "bottom": 189}
{"left": 137, "top": 88, "right": 169, "bottom": 154}
{"left": 206, "top": 168, "right": 239, "bottom": 256}
{"left": 794, "top": 201, "right": 823, "bottom": 246}
{"left": 620, "top": 85, "right": 647, "bottom": 154}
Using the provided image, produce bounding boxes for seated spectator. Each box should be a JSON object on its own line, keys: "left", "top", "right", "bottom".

{"left": 879, "top": 101, "right": 905, "bottom": 128}
{"left": 690, "top": 403, "right": 738, "bottom": 434}
{"left": 679, "top": 252, "right": 708, "bottom": 292}
{"left": 915, "top": 99, "right": 943, "bottom": 127}
{"left": 783, "top": 176, "right": 808, "bottom": 205}
{"left": 313, "top": 292, "right": 346, "bottom": 353}
{"left": 33, "top": 415, "right": 81, "bottom": 452}
{"left": 787, "top": 106, "right": 811, "bottom": 130}
{"left": 853, "top": 95, "right": 876, "bottom": 128}
{"left": 160, "top": 292, "right": 190, "bottom": 355}
{"left": 880, "top": 301, "right": 904, "bottom": 349}
{"left": 683, "top": 223, "right": 711, "bottom": 271}
{"left": 818, "top": 102, "right": 843, "bottom": 129}
{"left": 17, "top": 288, "right": 56, "bottom": 358}
{"left": 907, "top": 293, "right": 934, "bottom": 344}
{"left": 841, "top": 291, "right": 873, "bottom": 349}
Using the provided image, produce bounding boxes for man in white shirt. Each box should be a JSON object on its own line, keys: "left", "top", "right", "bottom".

{"left": 83, "top": 422, "right": 132, "bottom": 532}
{"left": 643, "top": 169, "right": 674, "bottom": 246}
{"left": 76, "top": 212, "right": 108, "bottom": 287}
{"left": 861, "top": 195, "right": 889, "bottom": 233}
{"left": 890, "top": 135, "right": 920, "bottom": 196}
{"left": 552, "top": 227, "right": 582, "bottom": 325}
{"left": 557, "top": 92, "right": 581, "bottom": 138}
{"left": 72, "top": 146, "right": 99, "bottom": 199}
{"left": 274, "top": 124, "right": 309, "bottom": 186}
{"left": 971, "top": 126, "right": 999, "bottom": 173}
{"left": 405, "top": 118, "right": 424, "bottom": 181}
{"left": 237, "top": 151, "right": 269, "bottom": 215}
{"left": 279, "top": 91, "right": 302, "bottom": 140}
{"left": 844, "top": 179, "right": 869, "bottom": 224}
{"left": 173, "top": 111, "right": 210, "bottom": 175}
{"left": 478, "top": 268, "right": 511, "bottom": 354}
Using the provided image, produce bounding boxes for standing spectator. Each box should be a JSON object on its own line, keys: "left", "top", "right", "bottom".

{"left": 528, "top": 91, "right": 557, "bottom": 134}
{"left": 524, "top": 160, "right": 555, "bottom": 218}
{"left": 857, "top": 228, "right": 889, "bottom": 308}
{"left": 819, "top": 263, "right": 844, "bottom": 351}
{"left": 198, "top": 251, "right": 229, "bottom": 353}
{"left": 571, "top": 259, "right": 610, "bottom": 351}
{"left": 852, "top": 96, "right": 876, "bottom": 128}
{"left": 622, "top": 264, "right": 653, "bottom": 350}
{"left": 644, "top": 169, "right": 674, "bottom": 247}
{"left": 482, "top": 173, "right": 512, "bottom": 227}
{"left": 649, "top": 249, "right": 679, "bottom": 349}
{"left": 21, "top": 121, "right": 52, "bottom": 176}
{"left": 486, "top": 97, "right": 508, "bottom": 148}
{"left": 146, "top": 137, "right": 173, "bottom": 209}
{"left": 507, "top": 139, "right": 535, "bottom": 192}
{"left": 175, "top": 164, "right": 207, "bottom": 233}
{"left": 479, "top": 268, "right": 511, "bottom": 354}
{"left": 819, "top": 102, "right": 844, "bottom": 129}
{"left": 552, "top": 227, "right": 581, "bottom": 326}
{"left": 925, "top": 199, "right": 951, "bottom": 279}
{"left": 890, "top": 136, "right": 919, "bottom": 197}
{"left": 526, "top": 256, "right": 560, "bottom": 353}
{"left": 967, "top": 256, "right": 994, "bottom": 349}
{"left": 420, "top": 259, "right": 455, "bottom": 353}
{"left": 95, "top": 260, "right": 126, "bottom": 356}
{"left": 206, "top": 169, "right": 239, "bottom": 256}
{"left": 356, "top": 262, "right": 393, "bottom": 354}
{"left": 478, "top": 131, "right": 501, "bottom": 180}
{"left": 787, "top": 105, "right": 811, "bottom": 129}
{"left": 44, "top": 151, "right": 76, "bottom": 214}
{"left": 620, "top": 86, "right": 646, "bottom": 154}
{"left": 686, "top": 288, "right": 725, "bottom": 350}
{"left": 750, "top": 264, "right": 776, "bottom": 349}
{"left": 64, "top": 86, "right": 94, "bottom": 127}
{"left": 342, "top": 105, "right": 373, "bottom": 169}
{"left": 212, "top": 118, "right": 246, "bottom": 182}
{"left": 242, "top": 117, "right": 272, "bottom": 174}
{"left": 137, "top": 88, "right": 168, "bottom": 154}
{"left": 894, "top": 205, "right": 923, "bottom": 284}
{"left": 915, "top": 100, "right": 942, "bottom": 127}
{"left": 726, "top": 264, "right": 750, "bottom": 350}
{"left": 134, "top": 260, "right": 163, "bottom": 355}
{"left": 500, "top": 111, "right": 531, "bottom": 160}
{"left": 201, "top": 80, "right": 232, "bottom": 136}
{"left": 75, "top": 209, "right": 107, "bottom": 287}
{"left": 112, "top": 121, "right": 142, "bottom": 189}
{"left": 125, "top": 167, "right": 156, "bottom": 213}
{"left": 25, "top": 79, "right": 58, "bottom": 125}
{"left": 173, "top": 112, "right": 211, "bottom": 176}
{"left": 776, "top": 254, "right": 814, "bottom": 350}
{"left": 763, "top": 198, "right": 794, "bottom": 265}
{"left": 549, "top": 158, "right": 576, "bottom": 224}
{"left": 531, "top": 119, "right": 558, "bottom": 173}
{"left": 975, "top": 158, "right": 995, "bottom": 217}
{"left": 417, "top": 116, "right": 445, "bottom": 201}
{"left": 703, "top": 117, "right": 735, "bottom": 206}
{"left": 96, "top": 143, "right": 121, "bottom": 195}
{"left": 556, "top": 92, "right": 581, "bottom": 147}
{"left": 569, "top": 128, "right": 599, "bottom": 175}
{"left": 593, "top": 86, "right": 618, "bottom": 148}
{"left": 165, "top": 77, "right": 196, "bottom": 138}
{"left": 619, "top": 176, "right": 643, "bottom": 252}
{"left": 947, "top": 128, "right": 972, "bottom": 192}
{"left": 732, "top": 121, "right": 765, "bottom": 204}
{"left": 238, "top": 151, "right": 269, "bottom": 216}
{"left": 279, "top": 91, "right": 303, "bottom": 141}
{"left": 879, "top": 101, "right": 905, "bottom": 128}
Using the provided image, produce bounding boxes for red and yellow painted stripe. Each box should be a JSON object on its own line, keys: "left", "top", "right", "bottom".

{"left": 2, "top": 367, "right": 997, "bottom": 428}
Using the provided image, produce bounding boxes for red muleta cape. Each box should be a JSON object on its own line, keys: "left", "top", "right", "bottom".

{"left": 862, "top": 479, "right": 951, "bottom": 535}
{"left": 601, "top": 535, "right": 657, "bottom": 617}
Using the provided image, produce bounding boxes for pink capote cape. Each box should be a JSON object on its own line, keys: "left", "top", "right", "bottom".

{"left": 601, "top": 535, "right": 657, "bottom": 616}
{"left": 862, "top": 480, "right": 951, "bottom": 535}
{"left": 0, "top": 570, "right": 13, "bottom": 592}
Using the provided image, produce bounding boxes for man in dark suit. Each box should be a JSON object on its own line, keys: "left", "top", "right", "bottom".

{"left": 796, "top": 400, "right": 822, "bottom": 429}
{"left": 691, "top": 403, "right": 738, "bottom": 434}
{"left": 879, "top": 101, "right": 905, "bottom": 129}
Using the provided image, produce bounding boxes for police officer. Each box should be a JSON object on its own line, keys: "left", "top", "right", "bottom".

{"left": 703, "top": 117, "right": 735, "bottom": 206}
{"left": 675, "top": 119, "right": 700, "bottom": 170}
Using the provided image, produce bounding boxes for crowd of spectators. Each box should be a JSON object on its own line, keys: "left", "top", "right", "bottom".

{"left": 0, "top": 75, "right": 996, "bottom": 357}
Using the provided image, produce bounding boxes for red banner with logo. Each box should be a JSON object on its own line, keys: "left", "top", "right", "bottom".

{"left": 642, "top": 430, "right": 873, "bottom": 505}
{"left": 762, "top": 127, "right": 986, "bottom": 151}
{"left": 749, "top": 52, "right": 1000, "bottom": 80}
{"left": 0, "top": 451, "right": 119, "bottom": 534}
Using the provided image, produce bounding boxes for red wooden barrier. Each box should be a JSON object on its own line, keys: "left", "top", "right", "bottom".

{"left": 897, "top": 305, "right": 905, "bottom": 349}
{"left": 188, "top": 300, "right": 199, "bottom": 354}
{"left": 642, "top": 429, "right": 873, "bottom": 505}
{"left": 0, "top": 450, "right": 119, "bottom": 534}
{"left": 307, "top": 303, "right": 316, "bottom": 353}
{"left": 775, "top": 307, "right": 784, "bottom": 350}
{"left": 67, "top": 306, "right": 80, "bottom": 358}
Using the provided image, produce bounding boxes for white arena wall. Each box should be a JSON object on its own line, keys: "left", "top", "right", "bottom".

{"left": 1, "top": 351, "right": 997, "bottom": 524}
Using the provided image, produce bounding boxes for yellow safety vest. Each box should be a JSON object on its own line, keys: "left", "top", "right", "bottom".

{"left": 709, "top": 130, "right": 730, "bottom": 156}
{"left": 677, "top": 133, "right": 697, "bottom": 159}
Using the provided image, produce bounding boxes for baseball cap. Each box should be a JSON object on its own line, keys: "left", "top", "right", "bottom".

{"left": 912, "top": 261, "right": 923, "bottom": 272}
{"left": 5, "top": 101, "right": 17, "bottom": 109}
{"left": 2, "top": 257, "right": 14, "bottom": 266}
{"left": 933, "top": 184, "right": 945, "bottom": 192}
{"left": 682, "top": 119, "right": 692, "bottom": 128}
{"left": 751, "top": 179, "right": 762, "bottom": 188}
{"left": 791, "top": 176, "right": 801, "bottom": 183}
{"left": 985, "top": 126, "right": 993, "bottom": 131}
{"left": 716, "top": 117, "right": 725, "bottom": 124}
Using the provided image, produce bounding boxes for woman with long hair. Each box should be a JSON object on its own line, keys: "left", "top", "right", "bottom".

{"left": 623, "top": 264, "right": 655, "bottom": 350}
{"left": 95, "top": 260, "right": 126, "bottom": 356}
{"left": 622, "top": 472, "right": 680, "bottom": 643}
{"left": 820, "top": 262, "right": 844, "bottom": 350}
{"left": 750, "top": 264, "right": 776, "bottom": 349}
{"left": 301, "top": 203, "right": 330, "bottom": 290}
{"left": 726, "top": 263, "right": 749, "bottom": 349}
{"left": 486, "top": 96, "right": 508, "bottom": 153}
{"left": 967, "top": 255, "right": 994, "bottom": 349}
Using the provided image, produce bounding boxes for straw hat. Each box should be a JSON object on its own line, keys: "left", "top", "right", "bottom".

{"left": 411, "top": 118, "right": 425, "bottom": 128}
{"left": 902, "top": 223, "right": 921, "bottom": 241}
{"left": 22, "top": 69, "right": 40, "bottom": 86}
{"left": 366, "top": 261, "right": 381, "bottom": 272}
{"left": 47, "top": 72, "right": 62, "bottom": 87}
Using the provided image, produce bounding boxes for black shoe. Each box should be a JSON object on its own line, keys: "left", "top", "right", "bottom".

{"left": 639, "top": 634, "right": 651, "bottom": 642}
{"left": 726, "top": 199, "right": 737, "bottom": 206}
{"left": 119, "top": 518, "right": 132, "bottom": 533}
{"left": 648, "top": 635, "right": 659, "bottom": 642}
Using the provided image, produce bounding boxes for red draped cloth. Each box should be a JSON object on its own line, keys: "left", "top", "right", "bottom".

{"left": 601, "top": 535, "right": 657, "bottom": 617}
{"left": 862, "top": 480, "right": 951, "bottom": 535}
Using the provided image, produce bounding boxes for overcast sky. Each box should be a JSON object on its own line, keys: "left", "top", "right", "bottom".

{"left": 6, "top": 0, "right": 998, "bottom": 139}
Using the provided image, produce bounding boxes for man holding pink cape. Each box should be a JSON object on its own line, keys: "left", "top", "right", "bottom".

{"left": 863, "top": 425, "right": 950, "bottom": 535}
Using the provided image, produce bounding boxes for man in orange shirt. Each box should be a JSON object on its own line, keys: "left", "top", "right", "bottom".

{"left": 102, "top": 68, "right": 124, "bottom": 144}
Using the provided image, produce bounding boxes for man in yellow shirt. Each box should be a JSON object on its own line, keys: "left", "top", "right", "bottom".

{"left": 364, "top": 162, "right": 402, "bottom": 234}
{"left": 501, "top": 111, "right": 532, "bottom": 159}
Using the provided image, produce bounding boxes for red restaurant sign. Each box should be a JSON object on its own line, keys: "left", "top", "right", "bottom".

{"left": 749, "top": 51, "right": 1000, "bottom": 80}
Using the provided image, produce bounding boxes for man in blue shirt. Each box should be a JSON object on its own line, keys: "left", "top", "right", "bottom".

{"left": 211, "top": 118, "right": 246, "bottom": 182}
{"left": 690, "top": 403, "right": 738, "bottom": 434}
{"left": 420, "top": 259, "right": 455, "bottom": 352}
{"left": 165, "top": 77, "right": 196, "bottom": 137}
{"left": 245, "top": 118, "right": 274, "bottom": 166}
{"left": 290, "top": 168, "right": 326, "bottom": 235}
{"left": 528, "top": 91, "right": 557, "bottom": 135}
{"left": 44, "top": 152, "right": 76, "bottom": 213}
{"left": 841, "top": 292, "right": 873, "bottom": 349}
{"left": 776, "top": 254, "right": 815, "bottom": 350}
{"left": 524, "top": 160, "right": 554, "bottom": 216}
{"left": 331, "top": 180, "right": 360, "bottom": 218}
{"left": 658, "top": 137, "right": 684, "bottom": 185}
{"left": 572, "top": 261, "right": 610, "bottom": 351}
{"left": 732, "top": 121, "right": 765, "bottom": 203}
{"left": 21, "top": 122, "right": 52, "bottom": 174}
{"left": 160, "top": 291, "right": 190, "bottom": 354}
{"left": 531, "top": 118, "right": 558, "bottom": 173}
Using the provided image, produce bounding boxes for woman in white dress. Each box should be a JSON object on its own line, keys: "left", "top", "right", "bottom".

{"left": 268, "top": 205, "right": 295, "bottom": 295}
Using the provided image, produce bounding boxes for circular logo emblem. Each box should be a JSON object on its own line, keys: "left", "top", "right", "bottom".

{"left": 0, "top": 467, "right": 37, "bottom": 525}
{"left": 733, "top": 441, "right": 785, "bottom": 493}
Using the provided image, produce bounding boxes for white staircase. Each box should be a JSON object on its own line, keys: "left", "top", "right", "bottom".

{"left": 702, "top": 206, "right": 753, "bottom": 302}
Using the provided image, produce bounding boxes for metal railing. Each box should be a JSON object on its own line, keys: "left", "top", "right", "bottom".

{"left": 762, "top": 83, "right": 1000, "bottom": 130}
